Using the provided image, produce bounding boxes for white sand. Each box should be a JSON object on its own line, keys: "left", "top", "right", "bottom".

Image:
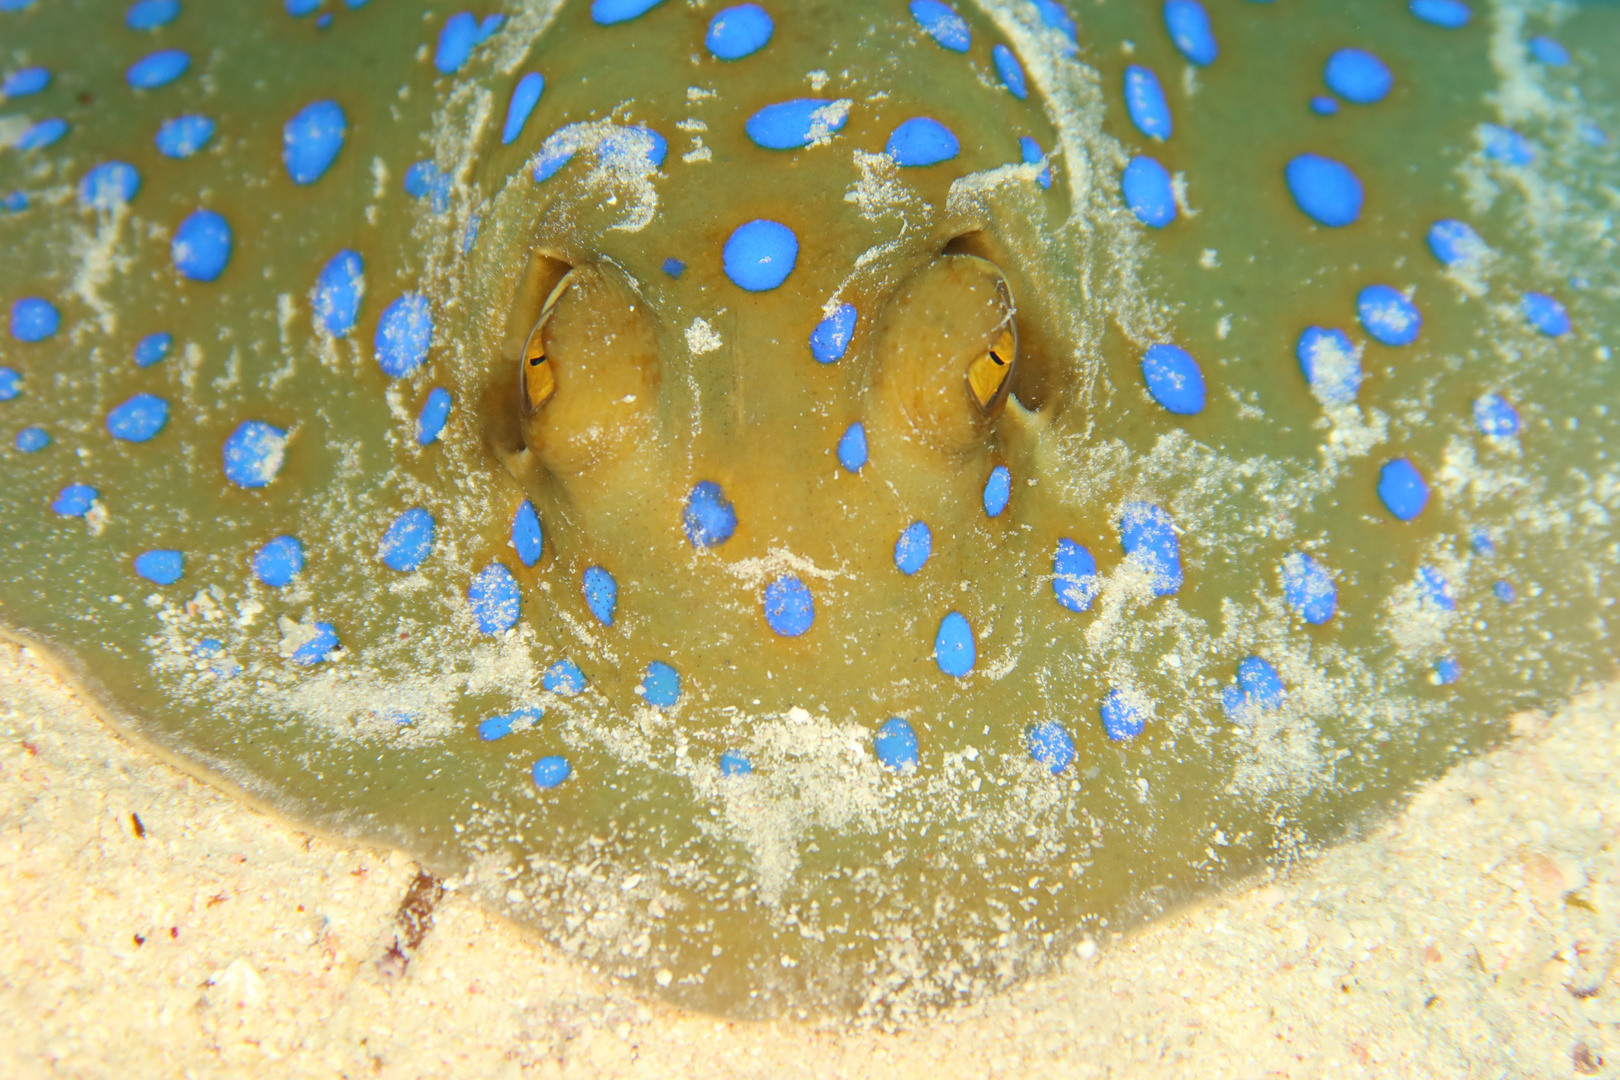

{"left": 0, "top": 638, "right": 1615, "bottom": 1078}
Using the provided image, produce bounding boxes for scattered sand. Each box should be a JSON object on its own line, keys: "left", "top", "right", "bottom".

{"left": 1, "top": 638, "right": 1616, "bottom": 1078}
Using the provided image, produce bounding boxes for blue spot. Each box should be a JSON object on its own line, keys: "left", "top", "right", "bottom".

{"left": 1295, "top": 326, "right": 1363, "bottom": 406}
{"left": 378, "top": 508, "right": 435, "bottom": 572}
{"left": 3, "top": 67, "right": 48, "bottom": 97}
{"left": 1427, "top": 219, "right": 1486, "bottom": 266}
{"left": 1120, "top": 501, "right": 1182, "bottom": 596}
{"left": 315, "top": 11, "right": 333, "bottom": 26}
{"left": 10, "top": 298, "right": 58, "bottom": 342}
{"left": 662, "top": 258, "right": 685, "bottom": 278}
{"left": 313, "top": 250, "right": 364, "bottom": 338}
{"left": 510, "top": 500, "right": 543, "bottom": 566}
{"left": 133, "top": 549, "right": 183, "bottom": 585}
{"left": 52, "top": 483, "right": 97, "bottom": 518}
{"left": 415, "top": 387, "right": 452, "bottom": 445}
{"left": 810, "top": 303, "right": 857, "bottom": 364}
{"left": 763, "top": 576, "right": 814, "bottom": 637}
{"left": 502, "top": 74, "right": 545, "bottom": 148}
{"left": 404, "top": 160, "right": 451, "bottom": 211}
{"left": 1357, "top": 285, "right": 1422, "bottom": 346}
{"left": 910, "top": 0, "right": 970, "bottom": 52}
{"left": 837, "top": 422, "right": 868, "bottom": 473}
{"left": 532, "top": 755, "right": 571, "bottom": 790}
{"left": 221, "top": 420, "right": 288, "bottom": 488}
{"left": 1052, "top": 538, "right": 1099, "bottom": 613}
{"left": 722, "top": 220, "right": 798, "bottom": 292}
{"left": 638, "top": 661, "right": 681, "bottom": 708}
{"left": 105, "top": 394, "right": 169, "bottom": 443}
{"left": 1026, "top": 721, "right": 1075, "bottom": 774}
{"left": 993, "top": 44, "right": 1027, "bottom": 100}
{"left": 1409, "top": 0, "right": 1471, "bottom": 28}
{"left": 286, "top": 0, "right": 318, "bottom": 13}
{"left": 283, "top": 100, "right": 346, "bottom": 184}
{"left": 14, "top": 426, "right": 48, "bottom": 453}
{"left": 253, "top": 536, "right": 304, "bottom": 587}
{"left": 468, "top": 562, "right": 521, "bottom": 634}
{"left": 1163, "top": 0, "right": 1217, "bottom": 65}
{"left": 171, "top": 209, "right": 231, "bottom": 282}
{"left": 874, "top": 717, "right": 919, "bottom": 771}
{"left": 1324, "top": 48, "right": 1392, "bottom": 103}
{"left": 1032, "top": 0, "right": 1078, "bottom": 51}
{"left": 530, "top": 141, "right": 574, "bottom": 183}
{"left": 598, "top": 124, "right": 666, "bottom": 170}
{"left": 1285, "top": 154, "right": 1363, "bottom": 227}
{"left": 375, "top": 293, "right": 434, "bottom": 377}
{"left": 1377, "top": 458, "right": 1429, "bottom": 521}
{"left": 122, "top": 0, "right": 175, "bottom": 29}
{"left": 543, "top": 658, "right": 586, "bottom": 695}
{"left": 983, "top": 465, "right": 1012, "bottom": 518}
{"left": 1578, "top": 119, "right": 1609, "bottom": 148}
{"left": 1493, "top": 580, "right": 1516, "bottom": 603}
{"left": 1481, "top": 123, "right": 1534, "bottom": 165}
{"left": 2, "top": 192, "right": 27, "bottom": 213}
{"left": 1474, "top": 394, "right": 1521, "bottom": 438}
{"left": 1020, "top": 137, "right": 1052, "bottom": 189}
{"left": 1238, "top": 656, "right": 1285, "bottom": 709}
{"left": 0, "top": 368, "right": 18, "bottom": 400}
{"left": 1470, "top": 529, "right": 1495, "bottom": 556}
{"left": 719, "top": 750, "right": 753, "bottom": 777}
{"left": 1122, "top": 156, "right": 1176, "bottom": 228}
{"left": 1124, "top": 65, "right": 1172, "bottom": 140}
{"left": 478, "top": 705, "right": 540, "bottom": 742}
{"left": 1434, "top": 657, "right": 1461, "bottom": 685}
{"left": 154, "top": 114, "right": 215, "bottom": 158}
{"left": 1522, "top": 292, "right": 1570, "bottom": 337}
{"left": 1100, "top": 689, "right": 1146, "bottom": 742}
{"left": 706, "top": 4, "right": 772, "bottom": 59}
{"left": 1418, "top": 565, "right": 1455, "bottom": 611}
{"left": 583, "top": 565, "right": 617, "bottom": 626}
{"left": 15, "top": 119, "right": 67, "bottom": 151}
{"left": 746, "top": 98, "right": 849, "bottom": 151}
{"left": 126, "top": 49, "right": 189, "bottom": 89}
{"left": 291, "top": 623, "right": 340, "bottom": 665}
{"left": 683, "top": 480, "right": 737, "bottom": 548}
{"left": 885, "top": 117, "right": 959, "bottom": 167}
{"left": 933, "top": 612, "right": 975, "bottom": 678}
{"left": 1140, "top": 343, "right": 1205, "bottom": 414}
{"left": 133, "top": 333, "right": 170, "bottom": 367}
{"left": 433, "top": 11, "right": 498, "bottom": 74}
{"left": 1310, "top": 95, "right": 1340, "bottom": 116}
{"left": 894, "top": 521, "right": 933, "bottom": 575}
{"left": 592, "top": 0, "right": 665, "bottom": 24}
{"left": 1529, "top": 35, "right": 1570, "bottom": 66}
{"left": 77, "top": 162, "right": 140, "bottom": 210}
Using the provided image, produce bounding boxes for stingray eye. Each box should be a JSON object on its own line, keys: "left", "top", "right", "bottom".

{"left": 966, "top": 326, "right": 1017, "bottom": 417}
{"left": 518, "top": 272, "right": 570, "bottom": 417}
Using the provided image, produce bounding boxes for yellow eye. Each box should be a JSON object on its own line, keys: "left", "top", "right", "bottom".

{"left": 966, "top": 326, "right": 1017, "bottom": 416}
{"left": 518, "top": 271, "right": 572, "bottom": 417}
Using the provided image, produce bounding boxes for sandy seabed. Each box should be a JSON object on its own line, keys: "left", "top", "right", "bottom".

{"left": 0, "top": 640, "right": 1616, "bottom": 1079}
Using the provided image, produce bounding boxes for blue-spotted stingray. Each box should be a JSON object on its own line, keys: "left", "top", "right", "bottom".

{"left": 2, "top": 0, "right": 1619, "bottom": 1022}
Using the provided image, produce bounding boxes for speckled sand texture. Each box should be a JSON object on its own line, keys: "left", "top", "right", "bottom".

{"left": 0, "top": 639, "right": 1615, "bottom": 1078}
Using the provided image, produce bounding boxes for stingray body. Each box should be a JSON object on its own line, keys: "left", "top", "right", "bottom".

{"left": 2, "top": 0, "right": 1619, "bottom": 1020}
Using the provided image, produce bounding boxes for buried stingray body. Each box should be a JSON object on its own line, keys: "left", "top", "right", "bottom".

{"left": 2, "top": 0, "right": 1620, "bottom": 1019}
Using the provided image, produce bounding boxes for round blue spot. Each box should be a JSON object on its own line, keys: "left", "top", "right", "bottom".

{"left": 706, "top": 4, "right": 772, "bottom": 59}
{"left": 378, "top": 508, "right": 435, "bottom": 572}
{"left": 78, "top": 162, "right": 140, "bottom": 210}
{"left": 479, "top": 706, "right": 537, "bottom": 742}
{"left": 502, "top": 72, "right": 544, "bottom": 145}
{"left": 1026, "top": 721, "right": 1075, "bottom": 774}
{"left": 1140, "top": 343, "right": 1205, "bottom": 414}
{"left": 283, "top": 100, "right": 346, "bottom": 185}
{"left": 313, "top": 249, "right": 363, "bottom": 338}
{"left": 171, "top": 209, "right": 231, "bottom": 282}
{"left": 133, "top": 549, "right": 183, "bottom": 585}
{"left": 1409, "top": 0, "right": 1471, "bottom": 28}
{"left": 253, "top": 536, "right": 304, "bottom": 587}
{"left": 638, "top": 661, "right": 681, "bottom": 708}
{"left": 722, "top": 220, "right": 798, "bottom": 292}
{"left": 285, "top": 0, "right": 318, "bottom": 13}
{"left": 126, "top": 49, "right": 189, "bottom": 89}
{"left": 763, "top": 576, "right": 813, "bottom": 637}
{"left": 1434, "top": 657, "right": 1461, "bottom": 685}
{"left": 1481, "top": 123, "right": 1534, "bottom": 165}
{"left": 894, "top": 521, "right": 933, "bottom": 575}
{"left": 661, "top": 258, "right": 685, "bottom": 279}
{"left": 1285, "top": 154, "right": 1363, "bottom": 227}
{"left": 0, "top": 367, "right": 19, "bottom": 400}
{"left": 1474, "top": 394, "right": 1521, "bottom": 438}
{"left": 434, "top": 11, "right": 492, "bottom": 74}
{"left": 16, "top": 118, "right": 67, "bottom": 150}
{"left": 993, "top": 44, "right": 1027, "bottom": 100}
{"left": 583, "top": 565, "right": 617, "bottom": 626}
{"left": 532, "top": 755, "right": 571, "bottom": 790}
{"left": 933, "top": 611, "right": 975, "bottom": 678}
{"left": 154, "top": 114, "right": 215, "bottom": 159}
{"left": 126, "top": 0, "right": 180, "bottom": 30}
{"left": 2, "top": 192, "right": 28, "bottom": 213}
{"left": 1100, "top": 688, "right": 1146, "bottom": 741}
{"left": 874, "top": 717, "right": 919, "bottom": 771}
{"left": 511, "top": 499, "right": 543, "bottom": 566}
{"left": 1310, "top": 95, "right": 1340, "bottom": 116}
{"left": 837, "top": 422, "right": 868, "bottom": 473}
{"left": 983, "top": 465, "right": 1012, "bottom": 518}
{"left": 1237, "top": 656, "right": 1284, "bottom": 709}
{"left": 1357, "top": 285, "right": 1422, "bottom": 346}
{"left": 1377, "top": 458, "right": 1429, "bottom": 521}
{"left": 746, "top": 99, "right": 849, "bottom": 150}
{"left": 221, "top": 420, "right": 287, "bottom": 488}
{"left": 375, "top": 293, "right": 433, "bottom": 377}
{"left": 885, "top": 117, "right": 959, "bottom": 167}
{"left": 14, "top": 426, "right": 48, "bottom": 452}
{"left": 1295, "top": 326, "right": 1363, "bottom": 406}
{"left": 1053, "top": 538, "right": 1099, "bottom": 613}
{"left": 3, "top": 67, "right": 48, "bottom": 96}
{"left": 1122, "top": 156, "right": 1176, "bottom": 228}
{"left": 1579, "top": 119, "right": 1609, "bottom": 148}
{"left": 52, "top": 483, "right": 97, "bottom": 517}
{"left": 1493, "top": 580, "right": 1516, "bottom": 603}
{"left": 10, "top": 298, "right": 58, "bottom": 342}
{"left": 1033, "top": 0, "right": 1078, "bottom": 50}
{"left": 1522, "top": 292, "right": 1570, "bottom": 337}
{"left": 1427, "top": 219, "right": 1486, "bottom": 266}
{"left": 719, "top": 750, "right": 753, "bottom": 776}
{"left": 105, "top": 393, "right": 169, "bottom": 442}
{"left": 1124, "top": 65, "right": 1172, "bottom": 140}
{"left": 1324, "top": 48, "right": 1392, "bottom": 104}
{"left": 1418, "top": 565, "right": 1455, "bottom": 611}
{"left": 811, "top": 303, "right": 857, "bottom": 364}
{"left": 591, "top": 0, "right": 666, "bottom": 25}
{"left": 413, "top": 387, "right": 452, "bottom": 445}
{"left": 1020, "top": 137, "right": 1052, "bottom": 189}
{"left": 910, "top": 0, "right": 969, "bottom": 52}
{"left": 1120, "top": 501, "right": 1182, "bottom": 596}
{"left": 1529, "top": 35, "right": 1570, "bottom": 66}
{"left": 1163, "top": 0, "right": 1217, "bottom": 65}
{"left": 134, "top": 332, "right": 172, "bottom": 368}
{"left": 404, "top": 160, "right": 450, "bottom": 209}
{"left": 468, "top": 562, "right": 521, "bottom": 634}
{"left": 1470, "top": 529, "right": 1496, "bottom": 556}
{"left": 291, "top": 623, "right": 340, "bottom": 665}
{"left": 543, "top": 658, "right": 586, "bottom": 695}
{"left": 683, "top": 480, "right": 737, "bottom": 548}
